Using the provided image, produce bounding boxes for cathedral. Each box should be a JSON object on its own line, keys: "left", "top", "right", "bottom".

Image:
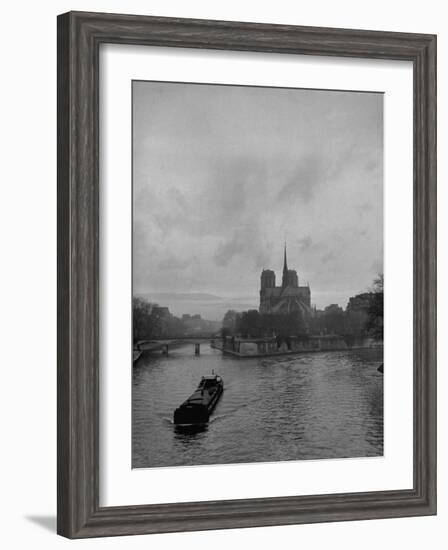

{"left": 259, "top": 245, "right": 313, "bottom": 318}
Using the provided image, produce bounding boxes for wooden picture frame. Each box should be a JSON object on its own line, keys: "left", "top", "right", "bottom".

{"left": 57, "top": 11, "right": 437, "bottom": 538}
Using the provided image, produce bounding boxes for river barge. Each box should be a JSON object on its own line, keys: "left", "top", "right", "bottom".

{"left": 173, "top": 374, "right": 224, "bottom": 425}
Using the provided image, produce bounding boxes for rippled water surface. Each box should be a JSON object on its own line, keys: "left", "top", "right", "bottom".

{"left": 132, "top": 345, "right": 383, "bottom": 468}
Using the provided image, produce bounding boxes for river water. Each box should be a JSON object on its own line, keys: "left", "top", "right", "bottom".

{"left": 132, "top": 344, "right": 383, "bottom": 468}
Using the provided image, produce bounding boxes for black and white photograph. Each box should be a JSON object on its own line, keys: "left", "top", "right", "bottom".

{"left": 132, "top": 80, "right": 384, "bottom": 469}
{"left": 0, "top": 0, "right": 440, "bottom": 545}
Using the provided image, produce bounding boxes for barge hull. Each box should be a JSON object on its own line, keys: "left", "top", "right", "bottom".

{"left": 173, "top": 376, "right": 224, "bottom": 425}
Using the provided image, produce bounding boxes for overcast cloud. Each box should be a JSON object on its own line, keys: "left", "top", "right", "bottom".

{"left": 133, "top": 81, "right": 383, "bottom": 318}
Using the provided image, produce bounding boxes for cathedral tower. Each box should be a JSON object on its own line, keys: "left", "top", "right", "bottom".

{"left": 261, "top": 269, "right": 276, "bottom": 289}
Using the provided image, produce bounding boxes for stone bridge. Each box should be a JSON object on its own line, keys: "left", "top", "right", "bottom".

{"left": 134, "top": 337, "right": 217, "bottom": 362}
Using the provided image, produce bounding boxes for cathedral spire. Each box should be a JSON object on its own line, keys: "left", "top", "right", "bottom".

{"left": 282, "top": 242, "right": 288, "bottom": 287}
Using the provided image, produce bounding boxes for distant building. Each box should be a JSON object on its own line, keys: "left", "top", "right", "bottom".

{"left": 324, "top": 304, "right": 343, "bottom": 314}
{"left": 182, "top": 315, "right": 221, "bottom": 336}
{"left": 152, "top": 306, "right": 170, "bottom": 318}
{"left": 259, "top": 245, "right": 313, "bottom": 319}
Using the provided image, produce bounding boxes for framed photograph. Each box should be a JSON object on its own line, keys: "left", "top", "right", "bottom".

{"left": 57, "top": 11, "right": 436, "bottom": 538}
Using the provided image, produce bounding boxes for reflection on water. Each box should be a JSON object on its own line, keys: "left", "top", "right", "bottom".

{"left": 132, "top": 344, "right": 383, "bottom": 468}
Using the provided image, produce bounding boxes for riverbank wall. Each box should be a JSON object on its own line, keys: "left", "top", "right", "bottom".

{"left": 212, "top": 335, "right": 383, "bottom": 358}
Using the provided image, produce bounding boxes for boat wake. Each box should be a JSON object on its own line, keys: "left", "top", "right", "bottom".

{"left": 161, "top": 388, "right": 262, "bottom": 429}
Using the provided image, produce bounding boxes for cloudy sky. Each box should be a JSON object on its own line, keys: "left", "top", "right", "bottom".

{"left": 133, "top": 81, "right": 383, "bottom": 319}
